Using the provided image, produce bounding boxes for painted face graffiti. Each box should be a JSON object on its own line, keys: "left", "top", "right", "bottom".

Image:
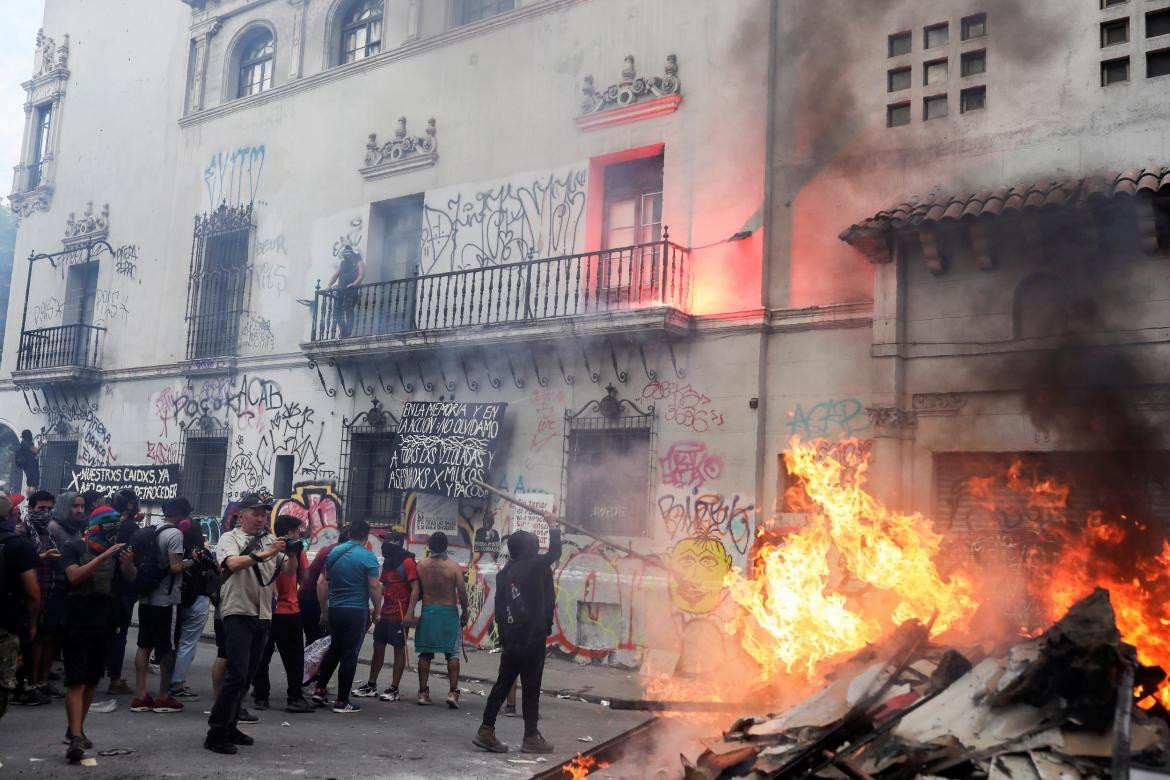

{"left": 667, "top": 536, "right": 733, "bottom": 614}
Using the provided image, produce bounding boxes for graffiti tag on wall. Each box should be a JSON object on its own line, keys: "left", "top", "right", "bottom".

{"left": 640, "top": 380, "right": 726, "bottom": 433}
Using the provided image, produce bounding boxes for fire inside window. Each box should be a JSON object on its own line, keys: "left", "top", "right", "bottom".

{"left": 341, "top": 0, "right": 383, "bottom": 64}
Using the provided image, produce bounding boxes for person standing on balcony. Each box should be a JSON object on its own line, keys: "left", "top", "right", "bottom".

{"left": 14, "top": 430, "right": 42, "bottom": 495}
{"left": 327, "top": 246, "right": 365, "bottom": 338}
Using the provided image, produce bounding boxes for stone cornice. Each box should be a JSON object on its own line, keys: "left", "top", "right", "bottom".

{"left": 577, "top": 54, "right": 681, "bottom": 131}
{"left": 178, "top": 0, "right": 590, "bottom": 128}
{"left": 360, "top": 117, "right": 437, "bottom": 181}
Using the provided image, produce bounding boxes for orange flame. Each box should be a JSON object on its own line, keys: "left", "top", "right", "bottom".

{"left": 725, "top": 436, "right": 978, "bottom": 681}
{"left": 563, "top": 753, "right": 609, "bottom": 779}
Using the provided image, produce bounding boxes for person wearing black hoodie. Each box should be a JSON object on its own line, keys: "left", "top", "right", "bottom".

{"left": 473, "top": 513, "right": 561, "bottom": 755}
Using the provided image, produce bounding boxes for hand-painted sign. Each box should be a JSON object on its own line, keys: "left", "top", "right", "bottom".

{"left": 505, "top": 492, "right": 554, "bottom": 551}
{"left": 388, "top": 401, "right": 507, "bottom": 499}
{"left": 66, "top": 464, "right": 181, "bottom": 502}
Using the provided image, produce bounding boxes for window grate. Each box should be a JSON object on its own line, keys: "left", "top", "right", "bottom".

{"left": 39, "top": 432, "right": 79, "bottom": 496}
{"left": 340, "top": 401, "right": 402, "bottom": 530}
{"left": 179, "top": 425, "right": 230, "bottom": 517}
{"left": 185, "top": 204, "right": 253, "bottom": 361}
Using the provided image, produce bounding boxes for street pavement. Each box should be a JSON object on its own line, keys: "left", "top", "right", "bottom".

{"left": 0, "top": 629, "right": 651, "bottom": 779}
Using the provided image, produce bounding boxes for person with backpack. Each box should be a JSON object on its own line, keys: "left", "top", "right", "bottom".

{"left": 58, "top": 507, "right": 135, "bottom": 762}
{"left": 312, "top": 519, "right": 381, "bottom": 713}
{"left": 352, "top": 530, "right": 420, "bottom": 702}
{"left": 13, "top": 430, "right": 42, "bottom": 494}
{"left": 130, "top": 497, "right": 194, "bottom": 713}
{"left": 167, "top": 500, "right": 215, "bottom": 700}
{"left": 105, "top": 489, "right": 141, "bottom": 695}
{"left": 473, "top": 512, "right": 562, "bottom": 755}
{"left": 0, "top": 493, "right": 41, "bottom": 720}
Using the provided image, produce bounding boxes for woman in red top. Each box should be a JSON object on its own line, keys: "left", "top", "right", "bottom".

{"left": 352, "top": 532, "right": 419, "bottom": 701}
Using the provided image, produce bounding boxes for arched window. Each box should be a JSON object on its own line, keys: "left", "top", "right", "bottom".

{"left": 237, "top": 28, "right": 275, "bottom": 98}
{"left": 341, "top": 0, "right": 383, "bottom": 64}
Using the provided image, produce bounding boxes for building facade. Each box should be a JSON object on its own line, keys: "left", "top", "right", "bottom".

{"left": 4, "top": 0, "right": 1169, "bottom": 671}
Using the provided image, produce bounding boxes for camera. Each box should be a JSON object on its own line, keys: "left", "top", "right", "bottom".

{"left": 285, "top": 537, "right": 304, "bottom": 556}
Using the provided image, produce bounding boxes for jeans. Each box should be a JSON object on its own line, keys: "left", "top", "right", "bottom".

{"left": 482, "top": 640, "right": 546, "bottom": 734}
{"left": 106, "top": 593, "right": 136, "bottom": 681}
{"left": 252, "top": 613, "right": 305, "bottom": 702}
{"left": 207, "top": 615, "right": 269, "bottom": 738}
{"left": 315, "top": 607, "right": 367, "bottom": 705}
{"left": 172, "top": 596, "right": 210, "bottom": 686}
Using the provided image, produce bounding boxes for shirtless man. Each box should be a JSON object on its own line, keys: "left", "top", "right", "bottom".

{"left": 413, "top": 532, "right": 468, "bottom": 708}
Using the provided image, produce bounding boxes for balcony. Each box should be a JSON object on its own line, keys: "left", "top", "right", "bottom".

{"left": 13, "top": 324, "right": 105, "bottom": 382}
{"left": 307, "top": 239, "right": 691, "bottom": 351}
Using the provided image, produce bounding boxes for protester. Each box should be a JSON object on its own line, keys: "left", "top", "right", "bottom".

{"left": 105, "top": 489, "right": 141, "bottom": 695}
{"left": 251, "top": 514, "right": 313, "bottom": 713}
{"left": 327, "top": 246, "right": 365, "bottom": 337}
{"left": 313, "top": 520, "right": 380, "bottom": 713}
{"left": 50, "top": 491, "right": 86, "bottom": 547}
{"left": 13, "top": 430, "right": 42, "bottom": 494}
{"left": 0, "top": 494, "right": 40, "bottom": 719}
{"left": 353, "top": 530, "right": 419, "bottom": 702}
{"left": 168, "top": 499, "right": 214, "bottom": 700}
{"left": 58, "top": 507, "right": 134, "bottom": 762}
{"left": 474, "top": 514, "right": 562, "bottom": 755}
{"left": 17, "top": 490, "right": 62, "bottom": 705}
{"left": 414, "top": 531, "right": 469, "bottom": 708}
{"left": 205, "top": 492, "right": 289, "bottom": 754}
{"left": 130, "top": 498, "right": 192, "bottom": 713}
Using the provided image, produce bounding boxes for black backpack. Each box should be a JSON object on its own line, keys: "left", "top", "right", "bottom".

{"left": 129, "top": 525, "right": 175, "bottom": 596}
{"left": 496, "top": 566, "right": 538, "bottom": 647}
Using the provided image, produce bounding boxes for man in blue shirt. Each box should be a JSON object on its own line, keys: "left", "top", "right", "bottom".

{"left": 312, "top": 520, "right": 381, "bottom": 713}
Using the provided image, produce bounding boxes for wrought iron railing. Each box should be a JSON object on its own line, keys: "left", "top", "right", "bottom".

{"left": 310, "top": 239, "right": 691, "bottom": 341}
{"left": 16, "top": 324, "right": 105, "bottom": 371}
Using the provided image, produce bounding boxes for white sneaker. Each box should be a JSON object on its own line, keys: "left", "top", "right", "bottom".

{"left": 351, "top": 683, "right": 377, "bottom": 698}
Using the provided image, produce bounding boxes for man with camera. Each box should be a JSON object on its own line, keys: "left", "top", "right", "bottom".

{"left": 250, "top": 514, "right": 314, "bottom": 714}
{"left": 204, "top": 493, "right": 291, "bottom": 754}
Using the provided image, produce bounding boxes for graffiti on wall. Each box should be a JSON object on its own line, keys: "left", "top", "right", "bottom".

{"left": 253, "top": 261, "right": 288, "bottom": 292}
{"left": 666, "top": 535, "right": 733, "bottom": 614}
{"left": 76, "top": 410, "right": 116, "bottom": 466}
{"left": 787, "top": 399, "right": 869, "bottom": 439}
{"left": 171, "top": 374, "right": 283, "bottom": 432}
{"left": 203, "top": 144, "right": 266, "bottom": 210}
{"left": 332, "top": 217, "right": 364, "bottom": 258}
{"left": 528, "top": 388, "right": 566, "bottom": 452}
{"left": 31, "top": 297, "right": 64, "bottom": 325}
{"left": 113, "top": 244, "right": 139, "bottom": 278}
{"left": 658, "top": 493, "right": 754, "bottom": 555}
{"left": 145, "top": 440, "right": 180, "bottom": 466}
{"left": 658, "top": 441, "right": 724, "bottom": 491}
{"left": 421, "top": 168, "right": 587, "bottom": 274}
{"left": 93, "top": 288, "right": 131, "bottom": 326}
{"left": 271, "top": 481, "right": 344, "bottom": 554}
{"left": 640, "top": 380, "right": 726, "bottom": 433}
{"left": 239, "top": 315, "right": 275, "bottom": 353}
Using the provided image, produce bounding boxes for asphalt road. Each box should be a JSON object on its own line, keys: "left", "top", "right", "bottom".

{"left": 0, "top": 631, "right": 649, "bottom": 779}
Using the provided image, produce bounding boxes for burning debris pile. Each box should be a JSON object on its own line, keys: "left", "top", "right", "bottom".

{"left": 688, "top": 589, "right": 1169, "bottom": 779}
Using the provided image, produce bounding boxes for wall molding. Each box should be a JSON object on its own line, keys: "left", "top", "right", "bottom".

{"left": 577, "top": 54, "right": 681, "bottom": 132}
{"left": 359, "top": 117, "right": 437, "bottom": 180}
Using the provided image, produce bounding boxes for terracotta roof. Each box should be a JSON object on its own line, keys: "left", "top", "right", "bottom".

{"left": 840, "top": 167, "right": 1170, "bottom": 244}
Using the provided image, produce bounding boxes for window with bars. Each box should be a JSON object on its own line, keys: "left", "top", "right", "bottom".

{"left": 181, "top": 428, "right": 229, "bottom": 517}
{"left": 341, "top": 0, "right": 383, "bottom": 64}
{"left": 453, "top": 0, "right": 515, "bottom": 27}
{"left": 185, "top": 204, "right": 253, "bottom": 361}
{"left": 343, "top": 429, "right": 402, "bottom": 527}
{"left": 562, "top": 388, "right": 655, "bottom": 537}
{"left": 39, "top": 436, "right": 78, "bottom": 496}
{"left": 237, "top": 29, "right": 274, "bottom": 98}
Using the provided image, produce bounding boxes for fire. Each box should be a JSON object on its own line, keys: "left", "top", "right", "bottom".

{"left": 563, "top": 753, "right": 609, "bottom": 779}
{"left": 725, "top": 436, "right": 978, "bottom": 681}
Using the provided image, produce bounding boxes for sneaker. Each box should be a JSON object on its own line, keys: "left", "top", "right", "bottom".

{"left": 15, "top": 687, "right": 50, "bottom": 706}
{"left": 130, "top": 696, "right": 155, "bottom": 712}
{"left": 473, "top": 725, "right": 509, "bottom": 754}
{"left": 352, "top": 682, "right": 378, "bottom": 698}
{"left": 237, "top": 707, "right": 260, "bottom": 724}
{"left": 416, "top": 688, "right": 431, "bottom": 706}
{"left": 63, "top": 731, "right": 93, "bottom": 749}
{"left": 332, "top": 701, "right": 361, "bottom": 713}
{"left": 148, "top": 663, "right": 161, "bottom": 675}
{"left": 521, "top": 731, "right": 555, "bottom": 754}
{"left": 153, "top": 695, "right": 184, "bottom": 713}
{"left": 310, "top": 689, "right": 329, "bottom": 708}
{"left": 229, "top": 728, "right": 254, "bottom": 746}
{"left": 45, "top": 682, "right": 65, "bottom": 698}
{"left": 107, "top": 679, "right": 132, "bottom": 695}
{"left": 378, "top": 686, "right": 401, "bottom": 702}
{"left": 285, "top": 697, "right": 314, "bottom": 713}
{"left": 503, "top": 703, "right": 518, "bottom": 717}
{"left": 203, "top": 735, "right": 238, "bottom": 755}
{"left": 253, "top": 697, "right": 269, "bottom": 710}
{"left": 66, "top": 735, "right": 86, "bottom": 763}
{"left": 446, "top": 689, "right": 461, "bottom": 709}
{"left": 170, "top": 685, "right": 198, "bottom": 699}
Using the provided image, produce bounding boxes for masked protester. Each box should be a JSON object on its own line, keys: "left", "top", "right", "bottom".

{"left": 51, "top": 491, "right": 86, "bottom": 547}
{"left": 104, "top": 490, "right": 140, "bottom": 695}
{"left": 0, "top": 494, "right": 40, "bottom": 719}
{"left": 58, "top": 507, "right": 134, "bottom": 762}
{"left": 352, "top": 531, "right": 419, "bottom": 702}
{"left": 19, "top": 491, "right": 64, "bottom": 705}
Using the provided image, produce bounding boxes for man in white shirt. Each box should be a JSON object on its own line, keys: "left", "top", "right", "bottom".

{"left": 204, "top": 493, "right": 289, "bottom": 755}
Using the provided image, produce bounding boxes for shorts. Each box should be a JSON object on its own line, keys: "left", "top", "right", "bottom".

{"left": 214, "top": 617, "right": 226, "bottom": 659}
{"left": 137, "top": 604, "right": 179, "bottom": 654}
{"left": 0, "top": 630, "right": 18, "bottom": 690}
{"left": 39, "top": 590, "right": 67, "bottom": 635}
{"left": 63, "top": 628, "right": 111, "bottom": 687}
{"left": 373, "top": 619, "right": 405, "bottom": 648}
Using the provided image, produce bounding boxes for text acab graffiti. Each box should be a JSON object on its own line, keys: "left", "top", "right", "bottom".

{"left": 388, "top": 402, "right": 507, "bottom": 500}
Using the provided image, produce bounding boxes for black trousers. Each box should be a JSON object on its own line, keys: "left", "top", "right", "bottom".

{"left": 482, "top": 640, "right": 546, "bottom": 734}
{"left": 252, "top": 613, "right": 304, "bottom": 702}
{"left": 207, "top": 615, "right": 269, "bottom": 737}
{"left": 315, "top": 607, "right": 366, "bottom": 705}
{"left": 299, "top": 594, "right": 325, "bottom": 645}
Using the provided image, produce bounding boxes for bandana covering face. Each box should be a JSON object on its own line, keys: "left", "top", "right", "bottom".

{"left": 85, "top": 507, "right": 121, "bottom": 555}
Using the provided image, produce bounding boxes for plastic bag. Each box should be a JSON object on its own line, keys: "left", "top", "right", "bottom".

{"left": 303, "top": 636, "right": 331, "bottom": 684}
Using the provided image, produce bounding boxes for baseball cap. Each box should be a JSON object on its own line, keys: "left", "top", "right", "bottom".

{"left": 237, "top": 492, "right": 274, "bottom": 510}
{"left": 0, "top": 494, "right": 25, "bottom": 516}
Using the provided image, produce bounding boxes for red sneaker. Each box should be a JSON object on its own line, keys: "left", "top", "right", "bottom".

{"left": 152, "top": 696, "right": 184, "bottom": 713}
{"left": 130, "top": 696, "right": 155, "bottom": 712}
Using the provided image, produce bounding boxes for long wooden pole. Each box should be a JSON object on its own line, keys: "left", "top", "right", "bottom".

{"left": 470, "top": 478, "right": 666, "bottom": 569}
